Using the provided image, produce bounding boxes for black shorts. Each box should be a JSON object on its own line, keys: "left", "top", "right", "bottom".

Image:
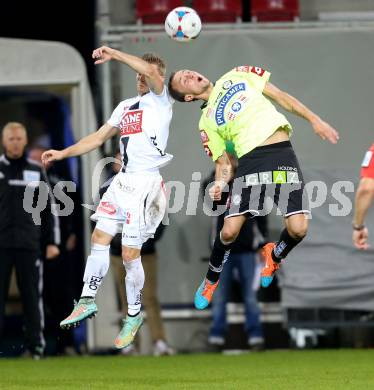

{"left": 226, "top": 141, "right": 310, "bottom": 218}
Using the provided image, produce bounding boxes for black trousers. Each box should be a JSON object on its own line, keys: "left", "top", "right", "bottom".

{"left": 0, "top": 248, "right": 44, "bottom": 353}
{"left": 43, "top": 249, "right": 75, "bottom": 353}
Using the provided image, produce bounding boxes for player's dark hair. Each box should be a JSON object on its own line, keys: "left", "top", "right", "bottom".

{"left": 168, "top": 72, "right": 186, "bottom": 102}
{"left": 142, "top": 53, "right": 166, "bottom": 76}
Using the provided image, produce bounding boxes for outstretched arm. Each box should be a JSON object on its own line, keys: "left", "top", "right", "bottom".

{"left": 41, "top": 123, "right": 117, "bottom": 166}
{"left": 352, "top": 177, "right": 374, "bottom": 250}
{"left": 263, "top": 82, "right": 339, "bottom": 144}
{"left": 92, "top": 46, "right": 164, "bottom": 95}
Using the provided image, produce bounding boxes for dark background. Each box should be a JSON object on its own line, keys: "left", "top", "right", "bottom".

{"left": 0, "top": 1, "right": 97, "bottom": 87}
{"left": 0, "top": 0, "right": 253, "bottom": 91}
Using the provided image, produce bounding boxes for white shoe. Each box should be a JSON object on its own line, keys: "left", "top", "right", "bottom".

{"left": 153, "top": 340, "right": 175, "bottom": 356}
{"left": 248, "top": 336, "right": 265, "bottom": 351}
{"left": 208, "top": 336, "right": 225, "bottom": 346}
{"left": 120, "top": 344, "right": 138, "bottom": 356}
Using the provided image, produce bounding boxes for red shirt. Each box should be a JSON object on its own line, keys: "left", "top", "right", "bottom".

{"left": 360, "top": 143, "right": 374, "bottom": 178}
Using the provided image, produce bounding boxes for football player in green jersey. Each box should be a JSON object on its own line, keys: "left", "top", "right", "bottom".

{"left": 168, "top": 66, "right": 339, "bottom": 309}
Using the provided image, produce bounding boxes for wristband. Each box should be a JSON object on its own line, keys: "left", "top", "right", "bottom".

{"left": 352, "top": 223, "right": 365, "bottom": 231}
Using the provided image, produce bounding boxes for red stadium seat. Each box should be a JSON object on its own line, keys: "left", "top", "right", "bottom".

{"left": 192, "top": 0, "right": 242, "bottom": 23}
{"left": 251, "top": 0, "right": 299, "bottom": 22}
{"left": 136, "top": 0, "right": 184, "bottom": 24}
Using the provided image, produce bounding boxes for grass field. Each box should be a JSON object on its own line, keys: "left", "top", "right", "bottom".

{"left": 1, "top": 350, "right": 374, "bottom": 389}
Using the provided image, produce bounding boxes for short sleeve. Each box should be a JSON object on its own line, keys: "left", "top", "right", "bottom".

{"left": 234, "top": 65, "right": 271, "bottom": 92}
{"left": 107, "top": 101, "right": 126, "bottom": 128}
{"left": 360, "top": 144, "right": 374, "bottom": 179}
{"left": 199, "top": 126, "right": 225, "bottom": 161}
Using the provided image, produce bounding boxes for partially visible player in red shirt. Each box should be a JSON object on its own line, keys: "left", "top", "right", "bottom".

{"left": 353, "top": 143, "right": 374, "bottom": 250}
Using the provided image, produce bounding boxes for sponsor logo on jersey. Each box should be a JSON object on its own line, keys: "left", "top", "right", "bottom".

{"left": 200, "top": 130, "right": 209, "bottom": 143}
{"left": 204, "top": 145, "right": 213, "bottom": 157}
{"left": 122, "top": 233, "right": 138, "bottom": 239}
{"left": 215, "top": 83, "right": 246, "bottom": 126}
{"left": 125, "top": 211, "right": 131, "bottom": 224}
{"left": 228, "top": 112, "right": 237, "bottom": 121}
{"left": 120, "top": 109, "right": 143, "bottom": 136}
{"left": 231, "top": 102, "right": 242, "bottom": 112}
{"left": 245, "top": 170, "right": 300, "bottom": 185}
{"left": 227, "top": 95, "right": 249, "bottom": 121}
{"left": 97, "top": 201, "right": 116, "bottom": 215}
{"left": 277, "top": 166, "right": 298, "bottom": 172}
{"left": 117, "top": 180, "right": 135, "bottom": 193}
{"left": 235, "top": 65, "right": 266, "bottom": 77}
{"left": 222, "top": 80, "right": 233, "bottom": 90}
{"left": 238, "top": 93, "right": 249, "bottom": 103}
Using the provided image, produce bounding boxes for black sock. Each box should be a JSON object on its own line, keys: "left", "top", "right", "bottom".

{"left": 206, "top": 235, "right": 233, "bottom": 283}
{"left": 272, "top": 228, "right": 304, "bottom": 263}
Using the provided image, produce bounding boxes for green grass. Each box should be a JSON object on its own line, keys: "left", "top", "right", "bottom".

{"left": 1, "top": 350, "right": 374, "bottom": 389}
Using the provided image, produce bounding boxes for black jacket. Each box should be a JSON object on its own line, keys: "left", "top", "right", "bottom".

{"left": 0, "top": 154, "right": 60, "bottom": 252}
{"left": 47, "top": 169, "right": 78, "bottom": 245}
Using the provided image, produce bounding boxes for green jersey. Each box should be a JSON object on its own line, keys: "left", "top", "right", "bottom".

{"left": 199, "top": 66, "right": 292, "bottom": 161}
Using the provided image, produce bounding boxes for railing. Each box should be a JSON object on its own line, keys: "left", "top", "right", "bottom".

{"left": 99, "top": 20, "right": 374, "bottom": 46}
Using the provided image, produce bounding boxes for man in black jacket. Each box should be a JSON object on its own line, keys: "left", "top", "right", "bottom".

{"left": 29, "top": 145, "right": 80, "bottom": 356}
{"left": 0, "top": 122, "right": 60, "bottom": 359}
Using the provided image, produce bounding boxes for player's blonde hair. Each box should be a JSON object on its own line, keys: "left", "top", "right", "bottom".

{"left": 142, "top": 53, "right": 166, "bottom": 76}
{"left": 2, "top": 122, "right": 27, "bottom": 137}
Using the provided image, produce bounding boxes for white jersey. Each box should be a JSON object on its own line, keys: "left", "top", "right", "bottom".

{"left": 107, "top": 85, "right": 174, "bottom": 173}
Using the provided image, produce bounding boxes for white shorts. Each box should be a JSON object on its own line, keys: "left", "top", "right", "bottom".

{"left": 91, "top": 171, "right": 166, "bottom": 249}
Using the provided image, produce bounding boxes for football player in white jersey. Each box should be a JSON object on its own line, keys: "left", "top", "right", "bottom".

{"left": 41, "top": 46, "right": 173, "bottom": 349}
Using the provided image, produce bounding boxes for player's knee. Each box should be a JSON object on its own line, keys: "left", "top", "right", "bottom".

{"left": 122, "top": 246, "right": 140, "bottom": 262}
{"left": 91, "top": 228, "right": 109, "bottom": 245}
{"left": 288, "top": 221, "right": 308, "bottom": 240}
{"left": 220, "top": 227, "right": 239, "bottom": 243}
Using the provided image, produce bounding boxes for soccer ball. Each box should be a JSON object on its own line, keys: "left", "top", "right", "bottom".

{"left": 165, "top": 7, "right": 202, "bottom": 42}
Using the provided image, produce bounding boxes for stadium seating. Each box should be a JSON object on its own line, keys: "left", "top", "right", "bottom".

{"left": 192, "top": 0, "right": 242, "bottom": 23}
{"left": 136, "top": 0, "right": 183, "bottom": 24}
{"left": 251, "top": 0, "right": 300, "bottom": 22}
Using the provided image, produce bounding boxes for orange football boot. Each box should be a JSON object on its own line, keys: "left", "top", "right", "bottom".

{"left": 261, "top": 243, "right": 280, "bottom": 288}
{"left": 194, "top": 279, "right": 219, "bottom": 309}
